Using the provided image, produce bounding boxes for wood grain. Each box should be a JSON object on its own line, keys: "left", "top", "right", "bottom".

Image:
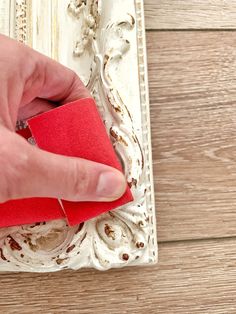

{"left": 2, "top": 239, "right": 236, "bottom": 313}
{"left": 144, "top": 0, "right": 236, "bottom": 30}
{"left": 148, "top": 31, "right": 236, "bottom": 242}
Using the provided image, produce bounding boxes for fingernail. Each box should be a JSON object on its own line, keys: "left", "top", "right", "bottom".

{"left": 96, "top": 170, "right": 126, "bottom": 201}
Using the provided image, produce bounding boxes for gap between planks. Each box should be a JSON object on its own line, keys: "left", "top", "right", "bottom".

{"left": 146, "top": 29, "right": 236, "bottom": 32}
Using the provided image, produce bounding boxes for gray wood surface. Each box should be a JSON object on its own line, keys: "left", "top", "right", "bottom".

{"left": 145, "top": 0, "right": 236, "bottom": 30}
{"left": 149, "top": 31, "right": 236, "bottom": 242}
{"left": 2, "top": 239, "right": 236, "bottom": 313}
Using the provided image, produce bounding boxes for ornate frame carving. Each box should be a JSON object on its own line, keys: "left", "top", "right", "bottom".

{"left": 0, "top": 0, "right": 157, "bottom": 271}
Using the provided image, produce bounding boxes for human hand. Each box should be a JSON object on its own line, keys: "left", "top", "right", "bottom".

{"left": 0, "top": 35, "right": 126, "bottom": 203}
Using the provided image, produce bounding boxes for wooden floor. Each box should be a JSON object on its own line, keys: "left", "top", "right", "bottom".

{"left": 3, "top": 1, "right": 236, "bottom": 313}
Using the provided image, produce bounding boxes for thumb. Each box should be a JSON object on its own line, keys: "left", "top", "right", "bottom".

{"left": 0, "top": 131, "right": 127, "bottom": 203}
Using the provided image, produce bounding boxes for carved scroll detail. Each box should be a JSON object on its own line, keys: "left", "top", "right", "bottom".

{"left": 65, "top": 0, "right": 155, "bottom": 269}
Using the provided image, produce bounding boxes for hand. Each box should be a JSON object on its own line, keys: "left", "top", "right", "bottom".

{"left": 0, "top": 35, "right": 126, "bottom": 203}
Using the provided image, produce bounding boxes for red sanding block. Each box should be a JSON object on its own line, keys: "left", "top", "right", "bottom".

{"left": 0, "top": 98, "right": 133, "bottom": 227}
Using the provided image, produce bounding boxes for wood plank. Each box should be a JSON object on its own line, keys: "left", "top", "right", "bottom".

{"left": 144, "top": 0, "right": 236, "bottom": 30}
{"left": 1, "top": 238, "right": 236, "bottom": 313}
{"left": 147, "top": 31, "right": 236, "bottom": 241}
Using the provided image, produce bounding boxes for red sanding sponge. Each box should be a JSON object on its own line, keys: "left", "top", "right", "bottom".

{"left": 0, "top": 98, "right": 133, "bottom": 227}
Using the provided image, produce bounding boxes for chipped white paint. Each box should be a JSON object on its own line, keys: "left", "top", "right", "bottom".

{"left": 0, "top": 0, "right": 157, "bottom": 271}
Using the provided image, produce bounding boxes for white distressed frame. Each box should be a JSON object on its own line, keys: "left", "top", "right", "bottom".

{"left": 0, "top": 0, "right": 157, "bottom": 272}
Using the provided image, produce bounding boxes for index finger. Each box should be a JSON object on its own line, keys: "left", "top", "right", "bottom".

{"left": 2, "top": 33, "right": 92, "bottom": 105}
{"left": 38, "top": 54, "right": 91, "bottom": 103}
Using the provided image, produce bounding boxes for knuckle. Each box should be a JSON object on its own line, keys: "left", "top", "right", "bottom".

{"left": 69, "top": 160, "right": 91, "bottom": 200}
{"left": 0, "top": 132, "right": 29, "bottom": 202}
{"left": 0, "top": 183, "right": 11, "bottom": 204}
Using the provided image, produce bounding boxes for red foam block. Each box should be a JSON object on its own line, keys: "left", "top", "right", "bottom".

{"left": 28, "top": 98, "right": 133, "bottom": 225}
{"left": 0, "top": 134, "right": 64, "bottom": 228}
{"left": 0, "top": 98, "right": 133, "bottom": 227}
{"left": 0, "top": 198, "right": 64, "bottom": 227}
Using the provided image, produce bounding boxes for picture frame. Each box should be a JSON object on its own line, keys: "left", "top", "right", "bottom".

{"left": 0, "top": 0, "right": 157, "bottom": 272}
